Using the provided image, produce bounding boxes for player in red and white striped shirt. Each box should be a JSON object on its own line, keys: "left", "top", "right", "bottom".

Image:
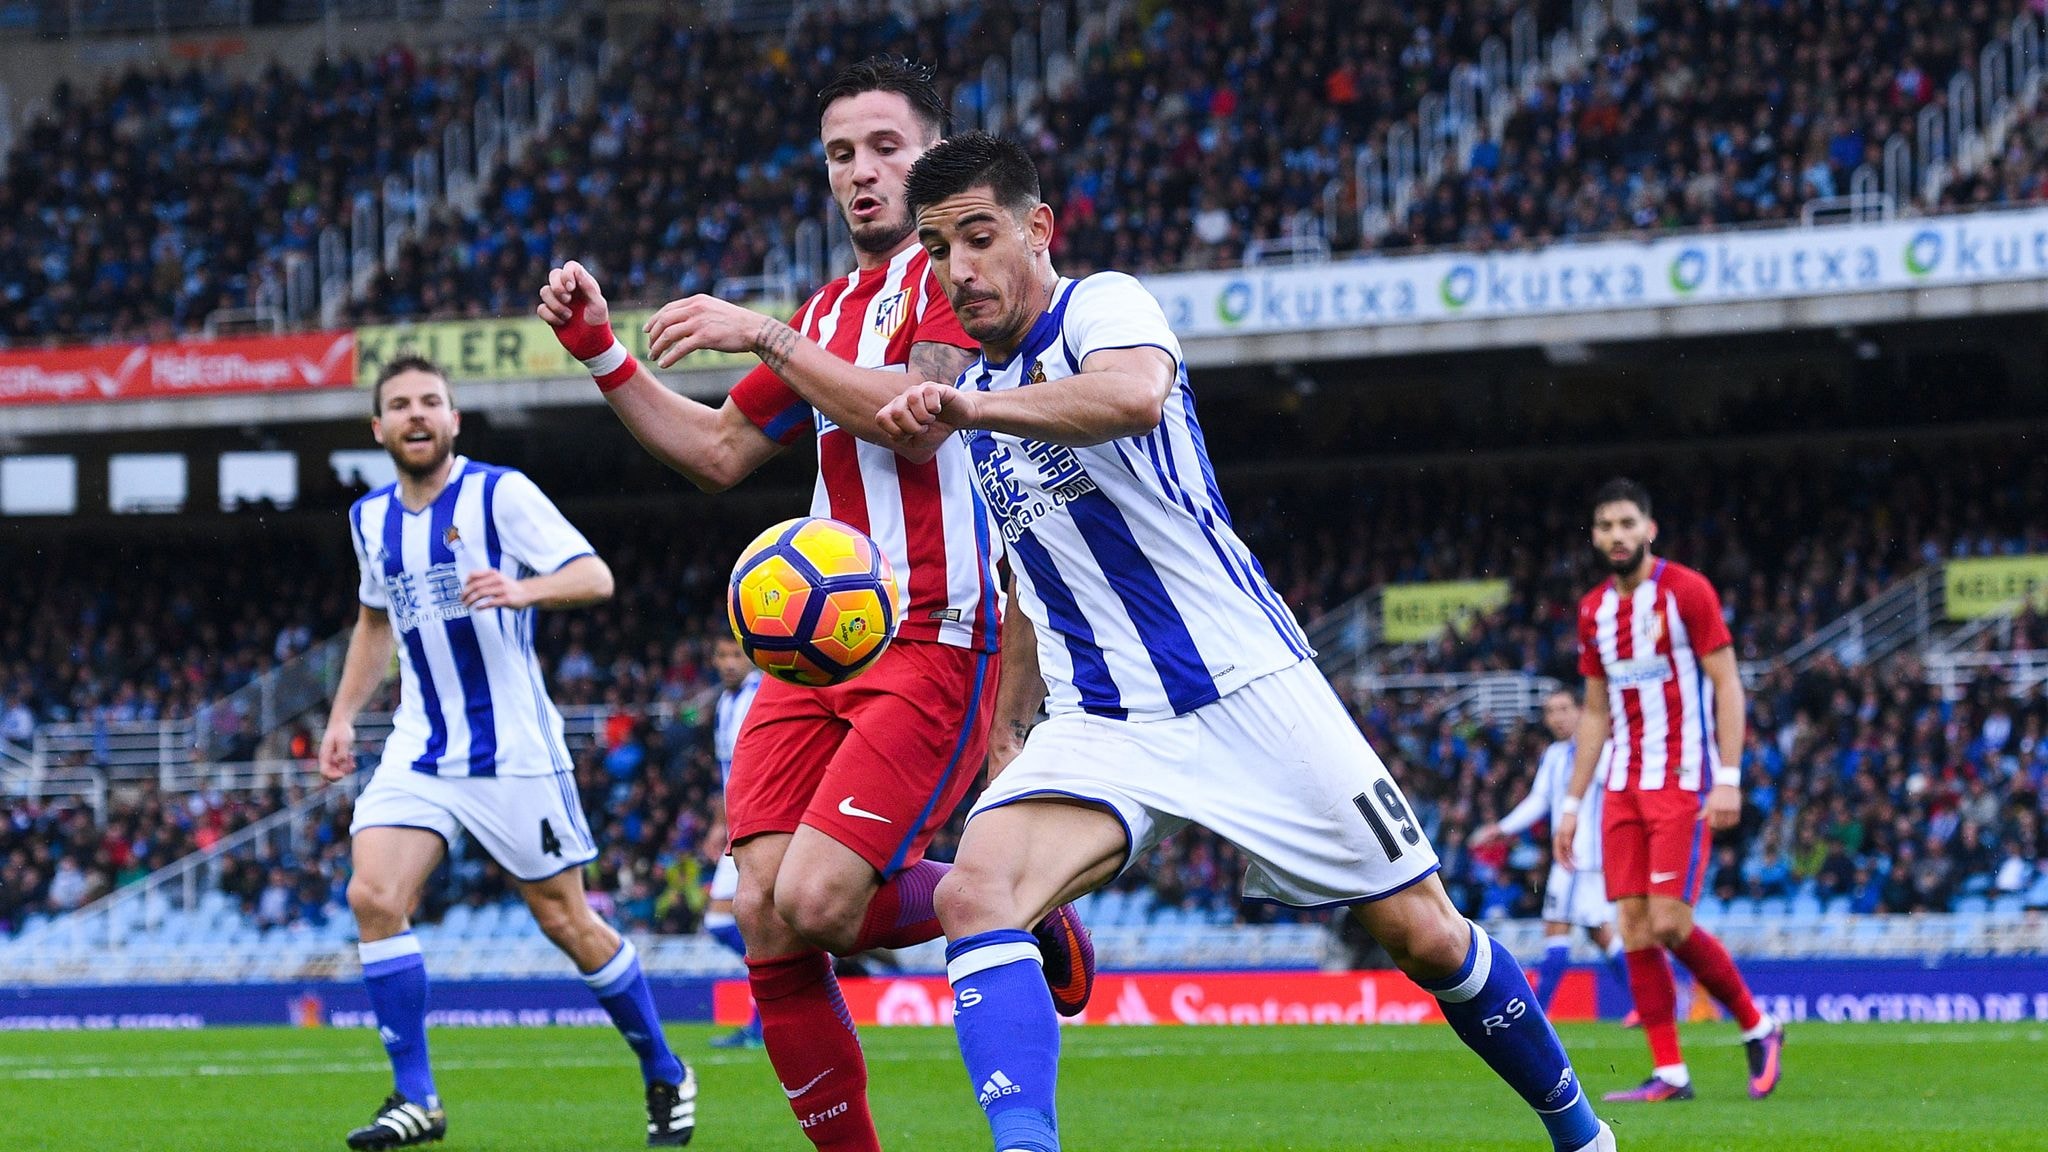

{"left": 537, "top": 59, "right": 1089, "bottom": 1152}
{"left": 1554, "top": 479, "right": 1784, "bottom": 1105}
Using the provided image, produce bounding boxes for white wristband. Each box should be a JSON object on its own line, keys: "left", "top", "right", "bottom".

{"left": 1712, "top": 766, "right": 1742, "bottom": 788}
{"left": 1560, "top": 795, "right": 1582, "bottom": 815}
{"left": 580, "top": 340, "right": 629, "bottom": 379}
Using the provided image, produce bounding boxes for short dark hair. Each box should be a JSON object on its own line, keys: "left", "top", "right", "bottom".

{"left": 1592, "top": 477, "right": 1652, "bottom": 520}
{"left": 1547, "top": 684, "right": 1582, "bottom": 705}
{"left": 818, "top": 56, "right": 946, "bottom": 140}
{"left": 373, "top": 355, "right": 451, "bottom": 415}
{"left": 905, "top": 131, "right": 1041, "bottom": 219}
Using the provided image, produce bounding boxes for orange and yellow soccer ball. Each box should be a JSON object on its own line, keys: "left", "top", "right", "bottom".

{"left": 728, "top": 517, "right": 900, "bottom": 687}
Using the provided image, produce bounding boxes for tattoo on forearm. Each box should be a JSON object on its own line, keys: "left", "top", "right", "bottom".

{"left": 910, "top": 341, "right": 978, "bottom": 386}
{"left": 756, "top": 318, "right": 799, "bottom": 373}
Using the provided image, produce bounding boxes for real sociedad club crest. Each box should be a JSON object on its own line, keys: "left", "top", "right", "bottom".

{"left": 872, "top": 288, "right": 910, "bottom": 339}
{"left": 443, "top": 525, "right": 461, "bottom": 550}
{"left": 1028, "top": 359, "right": 1047, "bottom": 386}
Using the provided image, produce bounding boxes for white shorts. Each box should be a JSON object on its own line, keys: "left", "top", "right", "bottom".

{"left": 1541, "top": 862, "right": 1615, "bottom": 929}
{"left": 708, "top": 854, "right": 739, "bottom": 902}
{"left": 971, "top": 660, "right": 1440, "bottom": 908}
{"left": 350, "top": 765, "right": 598, "bottom": 882}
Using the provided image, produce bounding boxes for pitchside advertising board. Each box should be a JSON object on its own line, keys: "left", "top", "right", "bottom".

{"left": 1143, "top": 205, "right": 2048, "bottom": 336}
{"left": 7, "top": 961, "right": 2048, "bottom": 1030}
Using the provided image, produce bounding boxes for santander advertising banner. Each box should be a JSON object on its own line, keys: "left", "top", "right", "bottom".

{"left": 0, "top": 331, "right": 355, "bottom": 406}
{"left": 714, "top": 970, "right": 1597, "bottom": 1028}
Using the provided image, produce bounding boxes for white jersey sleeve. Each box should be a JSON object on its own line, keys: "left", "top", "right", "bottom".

{"left": 350, "top": 494, "right": 389, "bottom": 610}
{"left": 491, "top": 471, "right": 596, "bottom": 575}
{"left": 1496, "top": 749, "right": 1559, "bottom": 837}
{"left": 1061, "top": 271, "right": 1183, "bottom": 366}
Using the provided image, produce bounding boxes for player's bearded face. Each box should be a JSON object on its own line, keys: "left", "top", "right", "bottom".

{"left": 373, "top": 373, "right": 458, "bottom": 479}
{"left": 1591, "top": 501, "right": 1653, "bottom": 575}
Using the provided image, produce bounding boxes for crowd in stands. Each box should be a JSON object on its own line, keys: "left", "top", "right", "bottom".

{"left": 4, "top": 434, "right": 2045, "bottom": 938}
{"left": 12, "top": 0, "right": 2048, "bottom": 340}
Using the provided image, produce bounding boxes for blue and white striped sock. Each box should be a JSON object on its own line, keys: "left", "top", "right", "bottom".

{"left": 584, "top": 938, "right": 686, "bottom": 1086}
{"left": 1418, "top": 923, "right": 1602, "bottom": 1152}
{"left": 361, "top": 932, "right": 437, "bottom": 1108}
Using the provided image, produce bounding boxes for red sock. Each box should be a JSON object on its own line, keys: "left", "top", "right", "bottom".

{"left": 1625, "top": 947, "right": 1684, "bottom": 1068}
{"left": 1670, "top": 926, "right": 1763, "bottom": 1031}
{"left": 849, "top": 859, "right": 948, "bottom": 952}
{"left": 746, "top": 951, "right": 879, "bottom": 1152}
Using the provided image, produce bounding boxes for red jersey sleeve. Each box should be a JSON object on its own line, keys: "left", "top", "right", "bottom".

{"left": 1672, "top": 566, "right": 1733, "bottom": 655}
{"left": 910, "top": 265, "right": 976, "bottom": 354}
{"left": 1576, "top": 593, "right": 1604, "bottom": 679}
{"left": 728, "top": 363, "right": 813, "bottom": 447}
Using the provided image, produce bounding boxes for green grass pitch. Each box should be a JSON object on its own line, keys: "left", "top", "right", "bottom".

{"left": 2, "top": 1021, "right": 2043, "bottom": 1150}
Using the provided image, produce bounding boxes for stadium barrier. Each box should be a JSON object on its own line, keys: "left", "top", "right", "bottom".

{"left": 7, "top": 959, "right": 2046, "bottom": 1031}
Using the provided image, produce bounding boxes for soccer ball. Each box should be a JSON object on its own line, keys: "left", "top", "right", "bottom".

{"left": 728, "top": 516, "right": 900, "bottom": 687}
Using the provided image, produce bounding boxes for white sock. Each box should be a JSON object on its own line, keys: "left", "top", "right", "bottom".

{"left": 1740, "top": 1012, "right": 1778, "bottom": 1042}
{"left": 1653, "top": 1063, "right": 1691, "bottom": 1087}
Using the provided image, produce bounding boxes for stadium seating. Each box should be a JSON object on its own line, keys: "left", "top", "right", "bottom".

{"left": 10, "top": 0, "right": 2048, "bottom": 339}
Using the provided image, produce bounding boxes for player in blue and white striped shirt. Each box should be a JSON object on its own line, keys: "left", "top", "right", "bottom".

{"left": 319, "top": 357, "right": 694, "bottom": 1149}
{"left": 877, "top": 134, "right": 1614, "bottom": 1152}
{"left": 1469, "top": 687, "right": 1633, "bottom": 1015}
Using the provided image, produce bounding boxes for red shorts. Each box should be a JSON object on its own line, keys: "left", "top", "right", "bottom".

{"left": 725, "top": 639, "right": 997, "bottom": 878}
{"left": 1602, "top": 785, "right": 1711, "bottom": 904}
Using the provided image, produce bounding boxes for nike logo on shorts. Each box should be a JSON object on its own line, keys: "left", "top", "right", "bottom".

{"left": 837, "top": 797, "right": 892, "bottom": 823}
{"left": 782, "top": 1068, "right": 833, "bottom": 1099}
{"left": 1650, "top": 871, "right": 1682, "bottom": 884}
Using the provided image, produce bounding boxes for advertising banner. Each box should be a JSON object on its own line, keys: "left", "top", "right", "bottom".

{"left": 1944, "top": 555, "right": 2048, "bottom": 618}
{"left": 1736, "top": 959, "right": 2048, "bottom": 1024}
{"left": 1380, "top": 579, "right": 1511, "bottom": 643}
{"left": 713, "top": 970, "right": 1597, "bottom": 1028}
{"left": 354, "top": 304, "right": 796, "bottom": 388}
{"left": 1143, "top": 207, "right": 2048, "bottom": 338}
{"left": 0, "top": 332, "right": 355, "bottom": 406}
{"left": 0, "top": 977, "right": 716, "bottom": 1031}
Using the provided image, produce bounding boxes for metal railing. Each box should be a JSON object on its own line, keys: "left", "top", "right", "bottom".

{"left": 8, "top": 776, "right": 354, "bottom": 955}
{"left": 1346, "top": 672, "right": 1559, "bottom": 721}
{"left": 1744, "top": 566, "right": 1946, "bottom": 682}
{"left": 1925, "top": 650, "right": 2048, "bottom": 701}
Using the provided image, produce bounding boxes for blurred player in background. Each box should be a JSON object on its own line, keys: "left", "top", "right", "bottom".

{"left": 1469, "top": 687, "right": 1633, "bottom": 1017}
{"left": 1555, "top": 479, "right": 1785, "bottom": 1103}
{"left": 537, "top": 58, "right": 1091, "bottom": 1152}
{"left": 878, "top": 132, "right": 1613, "bottom": 1152}
{"left": 320, "top": 358, "right": 694, "bottom": 1149}
{"left": 702, "top": 636, "right": 762, "bottom": 1048}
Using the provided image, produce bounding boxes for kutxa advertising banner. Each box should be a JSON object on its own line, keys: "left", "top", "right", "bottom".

{"left": 1143, "top": 207, "right": 2048, "bottom": 337}
{"left": 0, "top": 332, "right": 356, "bottom": 406}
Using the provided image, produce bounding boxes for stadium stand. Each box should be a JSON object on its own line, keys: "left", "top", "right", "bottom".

{"left": 12, "top": 0, "right": 2048, "bottom": 341}
{"left": 5, "top": 430, "right": 2046, "bottom": 942}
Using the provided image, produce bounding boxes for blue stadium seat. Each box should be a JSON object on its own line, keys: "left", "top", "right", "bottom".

{"left": 1789, "top": 894, "right": 1824, "bottom": 920}
{"left": 440, "top": 904, "right": 475, "bottom": 936}
{"left": 1952, "top": 895, "right": 1991, "bottom": 916}
{"left": 1757, "top": 897, "right": 1790, "bottom": 919}
{"left": 1695, "top": 896, "right": 1728, "bottom": 922}
{"left": 1990, "top": 894, "right": 2024, "bottom": 918}
{"left": 1824, "top": 896, "right": 1854, "bottom": 917}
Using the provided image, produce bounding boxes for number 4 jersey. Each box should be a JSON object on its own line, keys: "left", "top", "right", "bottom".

{"left": 349, "top": 456, "right": 593, "bottom": 778}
